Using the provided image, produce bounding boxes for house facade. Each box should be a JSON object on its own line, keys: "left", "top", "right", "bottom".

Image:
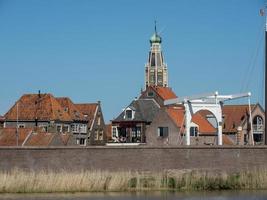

{"left": 221, "top": 104, "right": 265, "bottom": 145}
{"left": 146, "top": 106, "right": 219, "bottom": 146}
{"left": 75, "top": 102, "right": 107, "bottom": 145}
{"left": 111, "top": 99, "right": 160, "bottom": 143}
{"left": 4, "top": 93, "right": 106, "bottom": 146}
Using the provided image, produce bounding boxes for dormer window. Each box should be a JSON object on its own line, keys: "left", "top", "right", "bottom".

{"left": 147, "top": 92, "right": 154, "bottom": 97}
{"left": 126, "top": 110, "right": 132, "bottom": 119}
{"left": 124, "top": 107, "right": 135, "bottom": 120}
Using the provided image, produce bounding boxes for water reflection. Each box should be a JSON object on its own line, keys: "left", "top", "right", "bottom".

{"left": 0, "top": 191, "right": 267, "bottom": 200}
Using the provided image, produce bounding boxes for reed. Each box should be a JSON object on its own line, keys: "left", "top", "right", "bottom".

{"left": 1, "top": 168, "right": 267, "bottom": 193}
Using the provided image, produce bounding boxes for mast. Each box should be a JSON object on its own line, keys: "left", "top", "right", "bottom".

{"left": 265, "top": 11, "right": 267, "bottom": 145}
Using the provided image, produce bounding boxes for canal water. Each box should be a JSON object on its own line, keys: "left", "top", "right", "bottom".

{"left": 0, "top": 191, "right": 267, "bottom": 200}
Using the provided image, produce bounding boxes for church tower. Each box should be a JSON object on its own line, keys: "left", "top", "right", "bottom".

{"left": 145, "top": 23, "right": 168, "bottom": 88}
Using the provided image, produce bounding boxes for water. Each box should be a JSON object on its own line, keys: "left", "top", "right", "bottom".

{"left": 0, "top": 191, "right": 267, "bottom": 200}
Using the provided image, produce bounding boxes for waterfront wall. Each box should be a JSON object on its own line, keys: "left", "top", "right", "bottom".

{"left": 0, "top": 146, "right": 266, "bottom": 172}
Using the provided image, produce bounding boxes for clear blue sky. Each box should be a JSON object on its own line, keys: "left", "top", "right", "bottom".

{"left": 0, "top": 0, "right": 265, "bottom": 122}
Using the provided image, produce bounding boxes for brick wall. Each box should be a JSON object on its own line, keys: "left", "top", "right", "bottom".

{"left": 0, "top": 146, "right": 266, "bottom": 172}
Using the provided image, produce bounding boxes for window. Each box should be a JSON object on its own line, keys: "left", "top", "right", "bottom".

{"left": 18, "top": 124, "right": 25, "bottom": 128}
{"left": 253, "top": 116, "right": 264, "bottom": 131}
{"left": 190, "top": 127, "right": 198, "bottom": 137}
{"left": 99, "top": 130, "right": 103, "bottom": 140}
{"left": 158, "top": 127, "right": 168, "bottom": 137}
{"left": 39, "top": 125, "right": 48, "bottom": 132}
{"left": 147, "top": 92, "right": 154, "bottom": 97}
{"left": 151, "top": 53, "right": 155, "bottom": 66}
{"left": 79, "top": 138, "right": 86, "bottom": 146}
{"left": 126, "top": 110, "right": 132, "bottom": 119}
{"left": 94, "top": 130, "right": 99, "bottom": 140}
{"left": 97, "top": 117, "right": 101, "bottom": 125}
{"left": 112, "top": 127, "right": 117, "bottom": 138}
{"left": 71, "top": 124, "right": 79, "bottom": 133}
{"left": 62, "top": 125, "right": 69, "bottom": 133}
{"left": 56, "top": 125, "right": 62, "bottom": 133}
{"left": 136, "top": 127, "right": 141, "bottom": 138}
{"left": 254, "top": 133, "right": 263, "bottom": 143}
{"left": 80, "top": 124, "right": 87, "bottom": 133}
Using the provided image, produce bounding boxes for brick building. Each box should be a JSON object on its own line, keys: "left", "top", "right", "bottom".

{"left": 3, "top": 93, "right": 106, "bottom": 146}
{"left": 111, "top": 99, "right": 160, "bottom": 143}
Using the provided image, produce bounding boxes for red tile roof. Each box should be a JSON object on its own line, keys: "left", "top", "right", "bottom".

{"left": 4, "top": 94, "right": 72, "bottom": 121}
{"left": 192, "top": 113, "right": 217, "bottom": 135}
{"left": 165, "top": 106, "right": 216, "bottom": 135}
{"left": 166, "top": 106, "right": 185, "bottom": 129}
{"left": 222, "top": 105, "right": 256, "bottom": 133}
{"left": 222, "top": 134, "right": 235, "bottom": 145}
{"left": 24, "top": 132, "right": 55, "bottom": 146}
{"left": 56, "top": 97, "right": 87, "bottom": 121}
{"left": 75, "top": 103, "right": 98, "bottom": 128}
{"left": 58, "top": 134, "right": 74, "bottom": 145}
{"left": 150, "top": 86, "right": 177, "bottom": 100}
{"left": 0, "top": 128, "right": 32, "bottom": 146}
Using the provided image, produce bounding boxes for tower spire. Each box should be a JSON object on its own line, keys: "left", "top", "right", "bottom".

{"left": 145, "top": 22, "right": 168, "bottom": 88}
{"left": 154, "top": 20, "right": 157, "bottom": 34}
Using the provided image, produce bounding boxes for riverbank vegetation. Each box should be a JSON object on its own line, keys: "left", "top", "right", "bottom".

{"left": 0, "top": 168, "right": 267, "bottom": 193}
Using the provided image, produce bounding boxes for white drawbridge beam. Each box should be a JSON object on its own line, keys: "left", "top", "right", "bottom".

{"left": 164, "top": 91, "right": 251, "bottom": 146}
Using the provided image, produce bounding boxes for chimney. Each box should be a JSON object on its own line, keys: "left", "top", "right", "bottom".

{"left": 38, "top": 90, "right": 41, "bottom": 98}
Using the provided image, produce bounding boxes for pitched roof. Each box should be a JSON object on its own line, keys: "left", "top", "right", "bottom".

{"left": 150, "top": 86, "right": 177, "bottom": 100}
{"left": 75, "top": 103, "right": 98, "bottom": 128}
{"left": 165, "top": 106, "right": 216, "bottom": 135}
{"left": 4, "top": 94, "right": 72, "bottom": 121}
{"left": 192, "top": 113, "right": 217, "bottom": 134}
{"left": 222, "top": 134, "right": 235, "bottom": 145}
{"left": 166, "top": 106, "right": 185, "bottom": 128}
{"left": 0, "top": 128, "right": 32, "bottom": 146}
{"left": 222, "top": 104, "right": 256, "bottom": 133}
{"left": 113, "top": 99, "right": 160, "bottom": 122}
{"left": 24, "top": 132, "right": 55, "bottom": 146}
{"left": 56, "top": 97, "right": 87, "bottom": 121}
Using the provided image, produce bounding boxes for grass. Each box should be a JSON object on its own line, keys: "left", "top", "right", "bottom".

{"left": 1, "top": 168, "right": 267, "bottom": 193}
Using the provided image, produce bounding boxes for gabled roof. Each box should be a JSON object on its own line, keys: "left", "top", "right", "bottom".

{"left": 166, "top": 106, "right": 185, "bottom": 129}
{"left": 149, "top": 86, "right": 177, "bottom": 100}
{"left": 75, "top": 103, "right": 98, "bottom": 128}
{"left": 56, "top": 97, "right": 87, "bottom": 121}
{"left": 113, "top": 99, "right": 160, "bottom": 122}
{"left": 0, "top": 128, "right": 33, "bottom": 146}
{"left": 165, "top": 106, "right": 217, "bottom": 135}
{"left": 24, "top": 132, "right": 55, "bottom": 146}
{"left": 192, "top": 113, "right": 217, "bottom": 134}
{"left": 222, "top": 104, "right": 257, "bottom": 133}
{"left": 4, "top": 94, "right": 72, "bottom": 121}
{"left": 222, "top": 134, "right": 235, "bottom": 145}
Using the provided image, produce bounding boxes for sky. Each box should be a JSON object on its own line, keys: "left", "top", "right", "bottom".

{"left": 0, "top": 0, "right": 265, "bottom": 122}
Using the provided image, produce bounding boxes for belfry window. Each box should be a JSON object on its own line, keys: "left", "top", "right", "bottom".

{"left": 151, "top": 53, "right": 155, "bottom": 67}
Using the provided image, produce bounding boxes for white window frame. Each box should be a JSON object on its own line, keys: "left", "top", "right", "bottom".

{"left": 112, "top": 126, "right": 118, "bottom": 138}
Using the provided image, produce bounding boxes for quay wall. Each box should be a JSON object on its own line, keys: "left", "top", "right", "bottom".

{"left": 0, "top": 146, "right": 266, "bottom": 172}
